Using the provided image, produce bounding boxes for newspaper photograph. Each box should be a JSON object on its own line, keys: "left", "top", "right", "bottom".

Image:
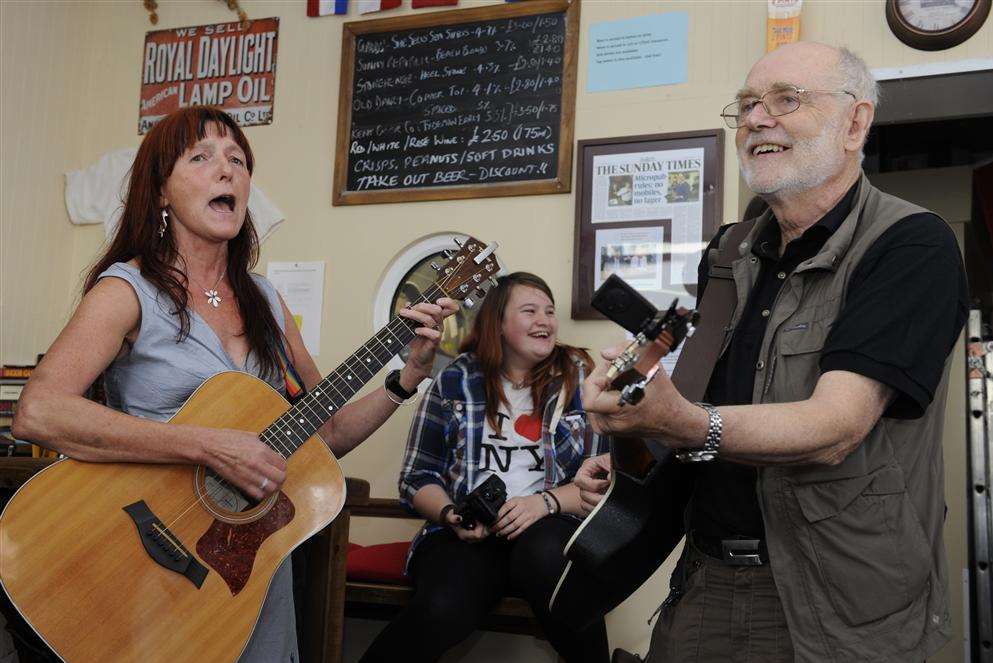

{"left": 591, "top": 147, "right": 704, "bottom": 223}
{"left": 594, "top": 226, "right": 665, "bottom": 292}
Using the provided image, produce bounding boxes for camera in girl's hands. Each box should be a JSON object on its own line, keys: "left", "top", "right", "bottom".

{"left": 455, "top": 475, "right": 507, "bottom": 530}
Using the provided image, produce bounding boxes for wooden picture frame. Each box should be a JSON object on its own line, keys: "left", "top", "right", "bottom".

{"left": 333, "top": 0, "right": 580, "bottom": 206}
{"left": 571, "top": 130, "right": 724, "bottom": 320}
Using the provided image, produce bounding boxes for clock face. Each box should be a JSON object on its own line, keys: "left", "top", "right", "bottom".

{"left": 887, "top": 0, "right": 990, "bottom": 49}
{"left": 896, "top": 0, "right": 976, "bottom": 32}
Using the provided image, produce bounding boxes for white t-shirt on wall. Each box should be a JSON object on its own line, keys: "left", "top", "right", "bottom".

{"left": 471, "top": 379, "right": 545, "bottom": 499}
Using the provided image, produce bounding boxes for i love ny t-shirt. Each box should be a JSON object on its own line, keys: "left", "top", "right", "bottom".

{"left": 471, "top": 379, "right": 544, "bottom": 499}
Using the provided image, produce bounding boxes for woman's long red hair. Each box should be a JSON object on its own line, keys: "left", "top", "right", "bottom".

{"left": 84, "top": 107, "right": 283, "bottom": 379}
{"left": 459, "top": 272, "right": 592, "bottom": 428}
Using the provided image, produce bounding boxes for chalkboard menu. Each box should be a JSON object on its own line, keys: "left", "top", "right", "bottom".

{"left": 333, "top": 0, "right": 579, "bottom": 205}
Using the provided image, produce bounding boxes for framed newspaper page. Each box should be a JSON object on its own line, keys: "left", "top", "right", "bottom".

{"left": 571, "top": 130, "right": 724, "bottom": 320}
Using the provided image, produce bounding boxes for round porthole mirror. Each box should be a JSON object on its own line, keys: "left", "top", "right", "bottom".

{"left": 374, "top": 233, "right": 504, "bottom": 381}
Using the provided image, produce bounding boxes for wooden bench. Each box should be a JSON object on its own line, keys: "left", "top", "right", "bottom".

{"left": 305, "top": 478, "right": 550, "bottom": 663}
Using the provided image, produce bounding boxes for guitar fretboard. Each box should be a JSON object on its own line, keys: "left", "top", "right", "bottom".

{"left": 260, "top": 283, "right": 447, "bottom": 457}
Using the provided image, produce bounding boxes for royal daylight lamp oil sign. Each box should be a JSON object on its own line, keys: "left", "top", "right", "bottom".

{"left": 139, "top": 17, "right": 279, "bottom": 134}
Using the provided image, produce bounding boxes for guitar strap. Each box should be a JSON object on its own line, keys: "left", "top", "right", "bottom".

{"left": 670, "top": 217, "right": 757, "bottom": 401}
{"left": 275, "top": 340, "right": 307, "bottom": 404}
{"left": 635, "top": 218, "right": 758, "bottom": 464}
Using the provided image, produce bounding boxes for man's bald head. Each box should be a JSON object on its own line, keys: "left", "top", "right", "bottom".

{"left": 741, "top": 42, "right": 878, "bottom": 108}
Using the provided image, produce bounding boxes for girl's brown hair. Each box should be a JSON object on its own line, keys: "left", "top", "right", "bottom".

{"left": 84, "top": 106, "right": 283, "bottom": 379}
{"left": 459, "top": 272, "right": 592, "bottom": 428}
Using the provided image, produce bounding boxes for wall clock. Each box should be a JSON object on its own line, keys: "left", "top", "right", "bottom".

{"left": 886, "top": 0, "right": 991, "bottom": 50}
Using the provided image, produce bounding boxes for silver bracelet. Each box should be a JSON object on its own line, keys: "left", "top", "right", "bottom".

{"left": 539, "top": 491, "right": 556, "bottom": 515}
{"left": 383, "top": 388, "right": 406, "bottom": 406}
{"left": 675, "top": 402, "right": 722, "bottom": 463}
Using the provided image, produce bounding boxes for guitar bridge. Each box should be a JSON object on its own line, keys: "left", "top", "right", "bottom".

{"left": 124, "top": 500, "right": 208, "bottom": 588}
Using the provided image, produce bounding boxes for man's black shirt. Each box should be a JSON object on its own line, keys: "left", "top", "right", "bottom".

{"left": 689, "top": 183, "right": 969, "bottom": 541}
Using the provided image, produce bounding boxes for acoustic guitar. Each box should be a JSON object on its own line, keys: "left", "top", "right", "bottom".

{"left": 0, "top": 237, "right": 499, "bottom": 663}
{"left": 550, "top": 300, "right": 698, "bottom": 629}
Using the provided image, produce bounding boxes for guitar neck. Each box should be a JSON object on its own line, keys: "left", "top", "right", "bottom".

{"left": 259, "top": 283, "right": 447, "bottom": 458}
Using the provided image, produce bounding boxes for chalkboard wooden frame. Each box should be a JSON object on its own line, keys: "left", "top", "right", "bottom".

{"left": 571, "top": 130, "right": 725, "bottom": 320}
{"left": 332, "top": 0, "right": 580, "bottom": 206}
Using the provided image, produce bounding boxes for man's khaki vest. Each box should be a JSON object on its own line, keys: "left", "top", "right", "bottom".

{"left": 711, "top": 173, "right": 952, "bottom": 662}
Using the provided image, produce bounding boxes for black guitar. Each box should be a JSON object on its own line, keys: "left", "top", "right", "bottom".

{"left": 549, "top": 292, "right": 698, "bottom": 629}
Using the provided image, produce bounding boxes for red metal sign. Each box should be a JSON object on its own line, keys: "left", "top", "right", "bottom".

{"left": 139, "top": 17, "right": 279, "bottom": 134}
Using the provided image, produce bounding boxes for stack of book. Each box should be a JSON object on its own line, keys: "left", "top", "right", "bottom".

{"left": 0, "top": 364, "right": 49, "bottom": 457}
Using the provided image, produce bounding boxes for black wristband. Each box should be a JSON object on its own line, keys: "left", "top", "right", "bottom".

{"left": 385, "top": 369, "right": 419, "bottom": 401}
{"left": 438, "top": 503, "right": 456, "bottom": 524}
{"left": 544, "top": 490, "right": 561, "bottom": 514}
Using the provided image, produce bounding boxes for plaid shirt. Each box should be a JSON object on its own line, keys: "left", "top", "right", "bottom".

{"left": 398, "top": 352, "right": 607, "bottom": 570}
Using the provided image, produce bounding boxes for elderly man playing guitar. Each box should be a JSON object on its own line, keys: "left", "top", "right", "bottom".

{"left": 574, "top": 42, "right": 967, "bottom": 663}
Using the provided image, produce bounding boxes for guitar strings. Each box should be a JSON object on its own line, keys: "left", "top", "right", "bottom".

{"left": 155, "top": 267, "right": 464, "bottom": 543}
{"left": 152, "top": 260, "right": 474, "bottom": 546}
{"left": 159, "top": 265, "right": 466, "bottom": 533}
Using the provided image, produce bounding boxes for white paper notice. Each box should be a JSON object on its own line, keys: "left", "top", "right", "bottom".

{"left": 266, "top": 261, "right": 325, "bottom": 357}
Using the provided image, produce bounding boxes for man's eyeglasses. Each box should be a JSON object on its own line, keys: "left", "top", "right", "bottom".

{"left": 720, "top": 86, "right": 856, "bottom": 128}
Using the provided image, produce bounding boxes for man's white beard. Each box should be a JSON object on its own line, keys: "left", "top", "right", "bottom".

{"left": 740, "top": 117, "right": 846, "bottom": 195}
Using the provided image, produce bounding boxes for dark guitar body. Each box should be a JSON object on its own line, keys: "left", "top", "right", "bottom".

{"left": 551, "top": 440, "right": 694, "bottom": 629}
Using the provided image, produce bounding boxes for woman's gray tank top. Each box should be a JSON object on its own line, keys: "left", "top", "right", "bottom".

{"left": 98, "top": 262, "right": 299, "bottom": 663}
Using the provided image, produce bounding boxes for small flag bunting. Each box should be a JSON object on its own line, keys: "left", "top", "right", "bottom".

{"left": 307, "top": 0, "right": 349, "bottom": 16}
{"left": 358, "top": 0, "right": 401, "bottom": 13}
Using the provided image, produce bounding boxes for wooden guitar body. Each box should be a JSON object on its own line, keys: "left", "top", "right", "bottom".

{"left": 0, "top": 371, "right": 345, "bottom": 663}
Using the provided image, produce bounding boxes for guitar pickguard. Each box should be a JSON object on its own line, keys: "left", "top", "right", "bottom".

{"left": 196, "top": 491, "right": 296, "bottom": 595}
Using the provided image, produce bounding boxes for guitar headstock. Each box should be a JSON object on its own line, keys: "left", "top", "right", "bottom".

{"left": 429, "top": 236, "right": 501, "bottom": 309}
{"left": 606, "top": 299, "right": 699, "bottom": 406}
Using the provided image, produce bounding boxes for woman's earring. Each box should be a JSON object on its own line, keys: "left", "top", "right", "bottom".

{"left": 158, "top": 209, "right": 168, "bottom": 238}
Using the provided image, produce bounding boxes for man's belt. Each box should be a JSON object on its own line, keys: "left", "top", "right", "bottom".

{"left": 690, "top": 531, "right": 769, "bottom": 566}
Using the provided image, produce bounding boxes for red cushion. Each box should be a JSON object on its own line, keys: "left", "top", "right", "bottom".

{"left": 346, "top": 541, "right": 412, "bottom": 584}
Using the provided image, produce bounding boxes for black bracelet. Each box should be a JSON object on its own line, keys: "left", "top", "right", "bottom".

{"left": 438, "top": 503, "right": 456, "bottom": 524}
{"left": 544, "top": 490, "right": 561, "bottom": 514}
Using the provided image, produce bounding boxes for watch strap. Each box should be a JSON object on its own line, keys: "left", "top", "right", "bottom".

{"left": 385, "top": 369, "right": 418, "bottom": 401}
{"left": 675, "top": 402, "right": 723, "bottom": 463}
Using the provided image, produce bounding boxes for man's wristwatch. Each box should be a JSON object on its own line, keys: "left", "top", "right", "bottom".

{"left": 385, "top": 369, "right": 419, "bottom": 402}
{"left": 675, "top": 402, "right": 722, "bottom": 463}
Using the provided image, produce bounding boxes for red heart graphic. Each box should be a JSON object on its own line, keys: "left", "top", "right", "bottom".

{"left": 514, "top": 413, "right": 542, "bottom": 442}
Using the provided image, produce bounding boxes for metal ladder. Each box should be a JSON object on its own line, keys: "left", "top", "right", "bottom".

{"left": 966, "top": 308, "right": 992, "bottom": 663}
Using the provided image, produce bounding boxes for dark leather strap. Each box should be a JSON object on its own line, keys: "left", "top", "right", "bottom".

{"left": 670, "top": 219, "right": 757, "bottom": 401}
{"left": 623, "top": 219, "right": 758, "bottom": 470}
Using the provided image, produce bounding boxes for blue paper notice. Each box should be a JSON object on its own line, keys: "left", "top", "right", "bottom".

{"left": 588, "top": 12, "right": 688, "bottom": 93}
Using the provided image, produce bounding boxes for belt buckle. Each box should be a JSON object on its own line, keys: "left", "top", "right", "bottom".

{"left": 721, "top": 539, "right": 763, "bottom": 566}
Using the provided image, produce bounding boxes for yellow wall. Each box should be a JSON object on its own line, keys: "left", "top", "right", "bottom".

{"left": 2, "top": 1, "right": 989, "bottom": 661}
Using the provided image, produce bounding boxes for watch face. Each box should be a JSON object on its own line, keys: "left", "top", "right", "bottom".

{"left": 896, "top": 0, "right": 976, "bottom": 32}
{"left": 390, "top": 251, "right": 479, "bottom": 377}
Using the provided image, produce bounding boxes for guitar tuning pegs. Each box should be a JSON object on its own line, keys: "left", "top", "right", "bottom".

{"left": 430, "top": 261, "right": 442, "bottom": 271}
{"left": 453, "top": 237, "right": 463, "bottom": 248}
{"left": 489, "top": 277, "right": 499, "bottom": 287}
{"left": 442, "top": 250, "right": 455, "bottom": 259}
{"left": 620, "top": 383, "right": 646, "bottom": 406}
{"left": 474, "top": 287, "right": 486, "bottom": 298}
{"left": 464, "top": 296, "right": 476, "bottom": 309}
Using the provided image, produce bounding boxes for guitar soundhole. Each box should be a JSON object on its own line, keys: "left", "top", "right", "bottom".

{"left": 194, "top": 465, "right": 275, "bottom": 524}
{"left": 203, "top": 470, "right": 258, "bottom": 513}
